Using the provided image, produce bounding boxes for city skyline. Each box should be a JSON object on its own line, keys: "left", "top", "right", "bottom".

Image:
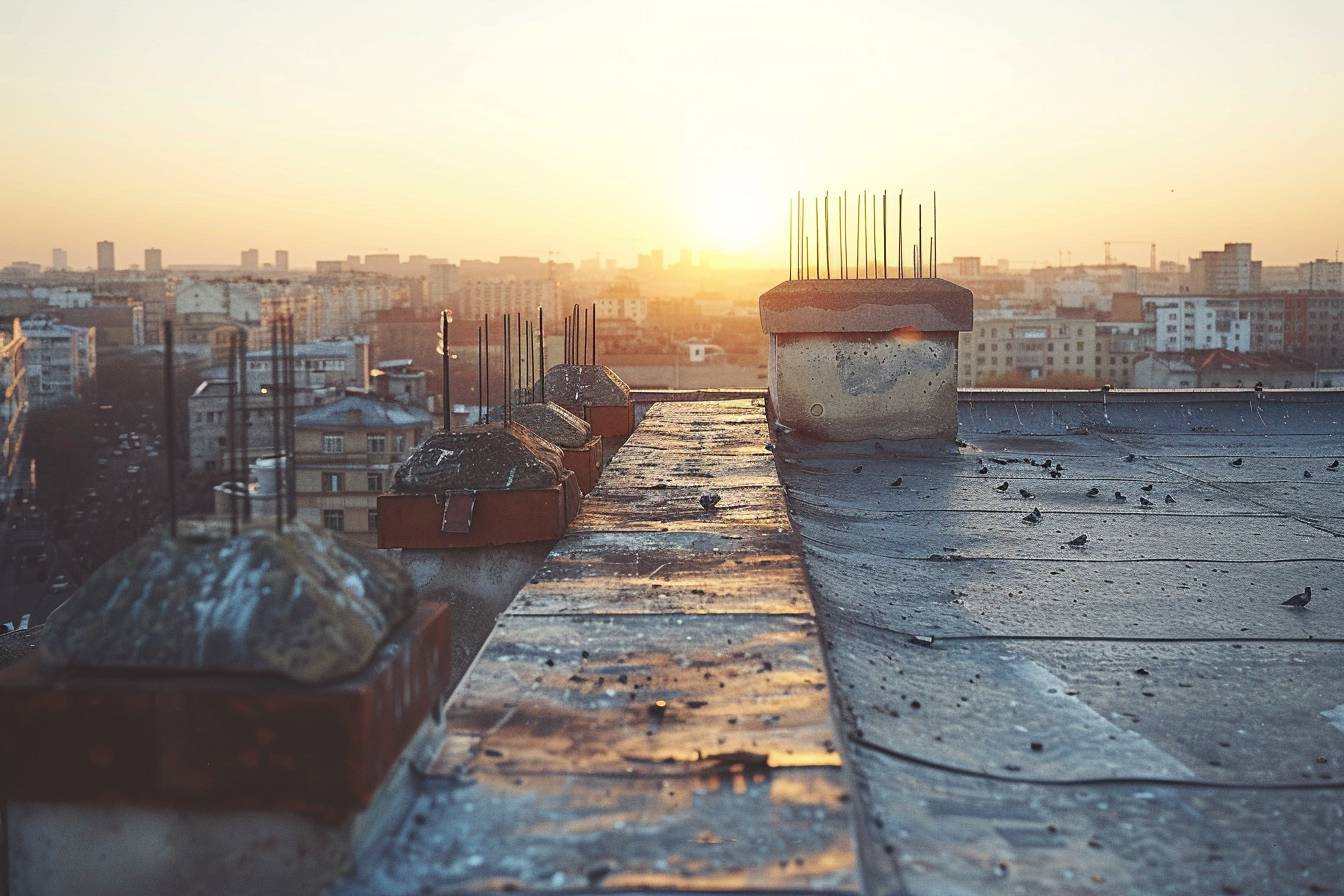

{"left": 3, "top": 1, "right": 1343, "bottom": 268}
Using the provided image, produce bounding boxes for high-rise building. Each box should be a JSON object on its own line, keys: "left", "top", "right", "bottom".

{"left": 274, "top": 249, "right": 289, "bottom": 272}
{"left": 1298, "top": 259, "right": 1344, "bottom": 292}
{"left": 241, "top": 248, "right": 260, "bottom": 271}
{"left": 96, "top": 240, "right": 115, "bottom": 273}
{"left": 144, "top": 248, "right": 163, "bottom": 273}
{"left": 1187, "top": 243, "right": 1261, "bottom": 294}
{"left": 51, "top": 248, "right": 68, "bottom": 271}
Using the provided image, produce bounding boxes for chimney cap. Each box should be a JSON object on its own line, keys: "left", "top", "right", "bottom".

{"left": 392, "top": 424, "right": 567, "bottom": 493}
{"left": 510, "top": 401, "right": 593, "bottom": 448}
{"left": 759, "top": 278, "right": 973, "bottom": 335}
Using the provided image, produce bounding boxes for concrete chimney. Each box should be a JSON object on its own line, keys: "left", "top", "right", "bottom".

{"left": 759, "top": 279, "right": 973, "bottom": 441}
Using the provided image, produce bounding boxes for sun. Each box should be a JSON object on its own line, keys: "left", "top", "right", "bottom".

{"left": 693, "top": 169, "right": 775, "bottom": 254}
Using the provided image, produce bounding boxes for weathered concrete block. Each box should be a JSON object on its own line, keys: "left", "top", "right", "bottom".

{"left": 760, "top": 279, "right": 973, "bottom": 442}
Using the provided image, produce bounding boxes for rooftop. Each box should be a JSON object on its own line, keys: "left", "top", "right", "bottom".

{"left": 335, "top": 389, "right": 1344, "bottom": 894}
{"left": 293, "top": 393, "right": 432, "bottom": 429}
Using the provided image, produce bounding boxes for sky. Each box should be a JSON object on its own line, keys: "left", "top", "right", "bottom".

{"left": 2, "top": 0, "right": 1342, "bottom": 270}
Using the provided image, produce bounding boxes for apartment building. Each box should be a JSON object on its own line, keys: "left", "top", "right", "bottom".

{"left": 957, "top": 313, "right": 1097, "bottom": 385}
{"left": 1143, "top": 293, "right": 1344, "bottom": 366}
{"left": 1187, "top": 242, "right": 1261, "bottom": 293}
{"left": 293, "top": 394, "right": 432, "bottom": 545}
{"left": 0, "top": 319, "right": 27, "bottom": 489}
{"left": 1144, "top": 296, "right": 1251, "bottom": 353}
{"left": 1094, "top": 321, "right": 1153, "bottom": 388}
{"left": 20, "top": 317, "right": 95, "bottom": 407}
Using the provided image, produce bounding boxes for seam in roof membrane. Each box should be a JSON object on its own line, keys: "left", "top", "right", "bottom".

{"left": 849, "top": 738, "right": 1344, "bottom": 791}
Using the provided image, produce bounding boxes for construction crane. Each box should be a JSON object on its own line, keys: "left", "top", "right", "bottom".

{"left": 1105, "top": 240, "right": 1157, "bottom": 270}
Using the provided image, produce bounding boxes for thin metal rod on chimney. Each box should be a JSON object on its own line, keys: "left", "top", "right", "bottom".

{"left": 918, "top": 204, "right": 923, "bottom": 278}
{"left": 477, "top": 326, "right": 484, "bottom": 423}
{"left": 825, "top": 192, "right": 831, "bottom": 279}
{"left": 483, "top": 314, "right": 490, "bottom": 424}
{"left": 269, "top": 319, "right": 283, "bottom": 534}
{"left": 592, "top": 302, "right": 598, "bottom": 366}
{"left": 538, "top": 306, "right": 546, "bottom": 403}
{"left": 883, "top": 190, "right": 888, "bottom": 278}
{"left": 933, "top": 190, "right": 938, "bottom": 278}
{"left": 284, "top": 314, "right": 297, "bottom": 523}
{"left": 898, "top": 190, "right": 904, "bottom": 279}
{"left": 161, "top": 321, "right": 178, "bottom": 537}
{"left": 503, "top": 313, "right": 511, "bottom": 425}
{"left": 238, "top": 328, "right": 250, "bottom": 521}
{"left": 227, "top": 332, "right": 238, "bottom": 535}
{"left": 441, "top": 310, "right": 451, "bottom": 431}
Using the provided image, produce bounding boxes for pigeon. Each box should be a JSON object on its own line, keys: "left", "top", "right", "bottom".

{"left": 1304, "top": 470, "right": 1313, "bottom": 479}
{"left": 1042, "top": 459, "right": 1053, "bottom": 469}
{"left": 1329, "top": 460, "right": 1340, "bottom": 470}
{"left": 1281, "top": 586, "right": 1312, "bottom": 608}
{"left": 978, "top": 466, "right": 988, "bottom": 474}
{"left": 1124, "top": 454, "right": 1136, "bottom": 462}
{"left": 1164, "top": 494, "right": 1176, "bottom": 504}
{"left": 1049, "top": 469, "right": 1062, "bottom": 479}
{"left": 1022, "top": 508, "right": 1043, "bottom": 524}
{"left": 991, "top": 457, "right": 1009, "bottom": 465}
{"left": 1063, "top": 534, "right": 1087, "bottom": 547}
{"left": 995, "top": 481, "right": 1009, "bottom": 491}
{"left": 699, "top": 493, "right": 721, "bottom": 511}
{"left": 1230, "top": 458, "right": 1243, "bottom": 467}
{"left": 1086, "top": 487, "right": 1100, "bottom": 497}
{"left": 1114, "top": 491, "right": 1127, "bottom": 502}
{"left": 890, "top": 477, "right": 903, "bottom": 487}
{"left": 1139, "top": 496, "right": 1154, "bottom": 507}
{"left": 1054, "top": 464, "right": 1065, "bottom": 472}
{"left": 1140, "top": 483, "right": 1154, "bottom": 492}
{"left": 853, "top": 465, "right": 863, "bottom": 474}
{"left": 1019, "top": 488, "right": 1035, "bottom": 499}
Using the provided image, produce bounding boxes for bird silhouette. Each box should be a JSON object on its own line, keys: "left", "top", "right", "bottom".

{"left": 1329, "top": 460, "right": 1340, "bottom": 470}
{"left": 853, "top": 465, "right": 863, "bottom": 474}
{"left": 700, "top": 493, "right": 721, "bottom": 511}
{"left": 1043, "top": 459, "right": 1053, "bottom": 469}
{"left": 1049, "top": 470, "right": 1062, "bottom": 479}
{"left": 1230, "top": 458, "right": 1243, "bottom": 467}
{"left": 1164, "top": 494, "right": 1176, "bottom": 504}
{"left": 995, "top": 481, "right": 1009, "bottom": 491}
{"left": 1124, "top": 454, "right": 1136, "bottom": 462}
{"left": 890, "top": 477, "right": 903, "bottom": 487}
{"left": 1086, "top": 487, "right": 1100, "bottom": 497}
{"left": 1304, "top": 470, "right": 1313, "bottom": 479}
{"left": 1054, "top": 464, "right": 1065, "bottom": 472}
{"left": 1023, "top": 508, "right": 1043, "bottom": 524}
{"left": 1281, "top": 586, "right": 1312, "bottom": 608}
{"left": 1114, "top": 491, "right": 1127, "bottom": 502}
{"left": 1140, "top": 483, "right": 1154, "bottom": 492}
{"left": 1019, "top": 488, "right": 1035, "bottom": 499}
{"left": 991, "top": 458, "right": 1009, "bottom": 465}
{"left": 1063, "top": 534, "right": 1087, "bottom": 547}
{"left": 978, "top": 466, "right": 988, "bottom": 474}
{"left": 1138, "top": 496, "right": 1154, "bottom": 507}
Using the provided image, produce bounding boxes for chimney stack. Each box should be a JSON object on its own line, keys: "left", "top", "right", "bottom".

{"left": 759, "top": 278, "right": 973, "bottom": 441}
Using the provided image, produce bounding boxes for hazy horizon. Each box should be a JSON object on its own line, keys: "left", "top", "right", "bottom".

{"left": 4, "top": 0, "right": 1342, "bottom": 270}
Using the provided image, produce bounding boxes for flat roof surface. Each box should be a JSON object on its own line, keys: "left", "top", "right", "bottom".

{"left": 340, "top": 391, "right": 1344, "bottom": 895}
{"left": 780, "top": 390, "right": 1344, "bottom": 894}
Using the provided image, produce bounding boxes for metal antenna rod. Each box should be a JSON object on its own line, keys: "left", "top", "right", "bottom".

{"left": 441, "top": 310, "right": 451, "bottom": 431}
{"left": 238, "top": 328, "right": 250, "bottom": 521}
{"left": 269, "top": 319, "right": 283, "bottom": 534}
{"left": 573, "top": 304, "right": 580, "bottom": 364}
{"left": 162, "top": 321, "right": 178, "bottom": 537}
{"left": 477, "top": 327, "right": 483, "bottom": 424}
{"left": 883, "top": 190, "right": 888, "bottom": 278}
{"left": 503, "top": 313, "right": 511, "bottom": 425}
{"left": 933, "top": 190, "right": 938, "bottom": 278}
{"left": 538, "top": 306, "right": 546, "bottom": 403}
{"left": 918, "top": 204, "right": 924, "bottom": 278}
{"left": 516, "top": 312, "right": 523, "bottom": 404}
{"left": 284, "top": 314, "right": 298, "bottom": 523}
{"left": 898, "top": 190, "right": 904, "bottom": 279}
{"left": 227, "top": 332, "right": 239, "bottom": 535}
{"left": 825, "top": 192, "right": 831, "bottom": 279}
{"left": 441, "top": 311, "right": 452, "bottom": 430}
{"left": 483, "top": 314, "right": 490, "bottom": 424}
{"left": 526, "top": 319, "right": 534, "bottom": 402}
{"left": 592, "top": 302, "right": 598, "bottom": 366}
{"left": 582, "top": 306, "right": 588, "bottom": 365}
{"left": 871, "top": 192, "right": 878, "bottom": 280}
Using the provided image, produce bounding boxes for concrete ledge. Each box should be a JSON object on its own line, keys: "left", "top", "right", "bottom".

{"left": 759, "top": 278, "right": 973, "bottom": 333}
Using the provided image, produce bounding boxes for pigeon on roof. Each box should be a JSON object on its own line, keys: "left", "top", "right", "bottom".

{"left": 700, "top": 493, "right": 721, "bottom": 511}
{"left": 1063, "top": 534, "right": 1087, "bottom": 547}
{"left": 1022, "top": 508, "right": 1043, "bottom": 524}
{"left": 1139, "top": 496, "right": 1154, "bottom": 507}
{"left": 1140, "top": 484, "right": 1154, "bottom": 492}
{"left": 1281, "top": 587, "right": 1312, "bottom": 608}
{"left": 1019, "top": 488, "right": 1035, "bottom": 499}
{"left": 1086, "top": 487, "right": 1100, "bottom": 497}
{"left": 995, "top": 481, "right": 1009, "bottom": 491}
{"left": 1114, "top": 491, "right": 1127, "bottom": 502}
{"left": 1230, "top": 457, "right": 1243, "bottom": 467}
{"left": 1165, "top": 494, "right": 1177, "bottom": 504}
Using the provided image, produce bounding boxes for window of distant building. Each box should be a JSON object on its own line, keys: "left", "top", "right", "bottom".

{"left": 322, "top": 432, "right": 344, "bottom": 454}
{"left": 367, "top": 509, "right": 379, "bottom": 532}
{"left": 322, "top": 509, "right": 345, "bottom": 531}
{"left": 367, "top": 472, "right": 384, "bottom": 492}
{"left": 322, "top": 472, "right": 344, "bottom": 493}
{"left": 367, "top": 432, "right": 387, "bottom": 453}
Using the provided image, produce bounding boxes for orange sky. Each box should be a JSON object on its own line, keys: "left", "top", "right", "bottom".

{"left": 3, "top": 1, "right": 1342, "bottom": 269}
